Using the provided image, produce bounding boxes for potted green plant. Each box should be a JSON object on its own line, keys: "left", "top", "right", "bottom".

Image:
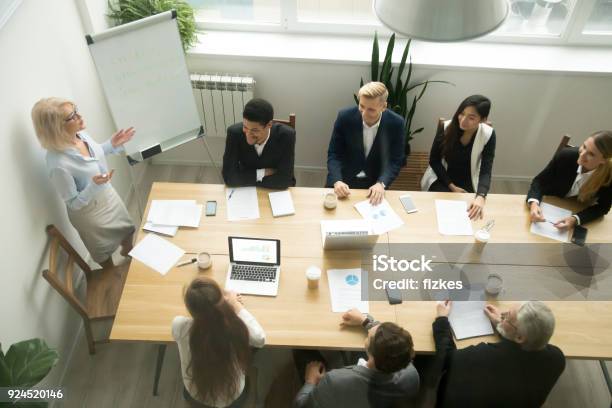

{"left": 0, "top": 339, "right": 59, "bottom": 407}
{"left": 355, "top": 32, "right": 451, "bottom": 157}
{"left": 107, "top": 0, "right": 199, "bottom": 51}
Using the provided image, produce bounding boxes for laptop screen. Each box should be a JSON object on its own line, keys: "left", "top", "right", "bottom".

{"left": 229, "top": 237, "right": 280, "bottom": 265}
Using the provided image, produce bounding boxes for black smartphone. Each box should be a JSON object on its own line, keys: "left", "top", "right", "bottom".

{"left": 385, "top": 287, "right": 403, "bottom": 305}
{"left": 571, "top": 225, "right": 588, "bottom": 246}
{"left": 205, "top": 200, "right": 217, "bottom": 216}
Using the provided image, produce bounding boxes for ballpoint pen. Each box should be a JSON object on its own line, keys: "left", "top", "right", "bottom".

{"left": 228, "top": 189, "right": 235, "bottom": 200}
{"left": 177, "top": 258, "right": 197, "bottom": 267}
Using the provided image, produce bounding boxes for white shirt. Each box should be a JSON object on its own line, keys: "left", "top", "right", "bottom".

{"left": 356, "top": 116, "right": 381, "bottom": 178}
{"left": 172, "top": 309, "right": 265, "bottom": 406}
{"left": 255, "top": 129, "right": 271, "bottom": 182}
{"left": 566, "top": 165, "right": 594, "bottom": 198}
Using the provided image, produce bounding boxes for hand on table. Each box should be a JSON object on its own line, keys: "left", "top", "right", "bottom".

{"left": 484, "top": 304, "right": 502, "bottom": 325}
{"left": 111, "top": 127, "right": 135, "bottom": 148}
{"left": 333, "top": 181, "right": 351, "bottom": 198}
{"left": 468, "top": 195, "right": 485, "bottom": 220}
{"left": 436, "top": 300, "right": 451, "bottom": 317}
{"left": 305, "top": 361, "right": 326, "bottom": 385}
{"left": 553, "top": 216, "right": 576, "bottom": 230}
{"left": 92, "top": 169, "right": 114, "bottom": 185}
{"left": 224, "top": 290, "right": 244, "bottom": 312}
{"left": 340, "top": 308, "right": 366, "bottom": 327}
{"left": 367, "top": 182, "right": 385, "bottom": 205}
{"left": 529, "top": 202, "right": 545, "bottom": 222}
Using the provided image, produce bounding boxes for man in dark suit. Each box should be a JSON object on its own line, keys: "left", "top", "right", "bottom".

{"left": 432, "top": 300, "right": 565, "bottom": 408}
{"left": 222, "top": 98, "right": 296, "bottom": 190}
{"left": 326, "top": 82, "right": 406, "bottom": 205}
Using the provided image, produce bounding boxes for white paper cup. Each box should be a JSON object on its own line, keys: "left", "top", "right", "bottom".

{"left": 306, "top": 266, "right": 322, "bottom": 289}
{"left": 324, "top": 193, "right": 337, "bottom": 210}
{"left": 197, "top": 252, "right": 212, "bottom": 270}
{"left": 485, "top": 273, "right": 503, "bottom": 296}
{"left": 475, "top": 229, "right": 491, "bottom": 243}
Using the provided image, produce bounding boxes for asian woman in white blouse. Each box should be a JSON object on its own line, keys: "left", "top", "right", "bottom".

{"left": 32, "top": 97, "right": 135, "bottom": 268}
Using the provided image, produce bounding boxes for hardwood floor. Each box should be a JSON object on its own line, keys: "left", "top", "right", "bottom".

{"left": 58, "top": 165, "right": 611, "bottom": 408}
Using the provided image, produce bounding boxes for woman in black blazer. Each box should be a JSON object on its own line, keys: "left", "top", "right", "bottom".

{"left": 421, "top": 95, "right": 496, "bottom": 220}
{"left": 527, "top": 130, "right": 612, "bottom": 227}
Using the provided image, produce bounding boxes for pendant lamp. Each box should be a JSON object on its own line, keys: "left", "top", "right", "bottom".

{"left": 373, "top": 0, "right": 509, "bottom": 42}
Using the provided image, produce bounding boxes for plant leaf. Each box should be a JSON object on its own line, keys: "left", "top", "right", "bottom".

{"left": 380, "top": 33, "right": 395, "bottom": 86}
{"left": 395, "top": 38, "right": 410, "bottom": 96}
{"left": 371, "top": 31, "right": 379, "bottom": 81}
{"left": 3, "top": 339, "right": 58, "bottom": 388}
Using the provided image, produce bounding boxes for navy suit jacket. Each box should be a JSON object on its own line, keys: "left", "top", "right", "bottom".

{"left": 326, "top": 106, "right": 406, "bottom": 188}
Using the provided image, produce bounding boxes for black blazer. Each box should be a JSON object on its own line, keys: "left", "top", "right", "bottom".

{"left": 527, "top": 147, "right": 611, "bottom": 224}
{"left": 433, "top": 317, "right": 565, "bottom": 408}
{"left": 222, "top": 122, "right": 296, "bottom": 190}
{"left": 326, "top": 106, "right": 406, "bottom": 188}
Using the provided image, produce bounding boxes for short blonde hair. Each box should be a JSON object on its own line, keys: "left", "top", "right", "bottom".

{"left": 31, "top": 97, "right": 74, "bottom": 151}
{"left": 358, "top": 82, "right": 388, "bottom": 103}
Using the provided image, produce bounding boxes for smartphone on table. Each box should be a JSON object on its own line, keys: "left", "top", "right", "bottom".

{"left": 205, "top": 200, "right": 217, "bottom": 216}
{"left": 399, "top": 194, "right": 418, "bottom": 214}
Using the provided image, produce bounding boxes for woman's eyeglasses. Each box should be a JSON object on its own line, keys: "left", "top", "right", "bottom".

{"left": 501, "top": 311, "right": 517, "bottom": 330}
{"left": 65, "top": 106, "right": 80, "bottom": 122}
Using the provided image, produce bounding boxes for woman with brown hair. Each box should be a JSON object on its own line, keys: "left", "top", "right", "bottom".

{"left": 172, "top": 277, "right": 265, "bottom": 407}
{"left": 527, "top": 130, "right": 612, "bottom": 228}
{"left": 31, "top": 97, "right": 135, "bottom": 268}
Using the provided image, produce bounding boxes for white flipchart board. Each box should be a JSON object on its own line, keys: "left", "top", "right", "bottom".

{"left": 87, "top": 11, "right": 202, "bottom": 161}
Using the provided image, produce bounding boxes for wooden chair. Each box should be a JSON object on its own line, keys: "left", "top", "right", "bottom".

{"left": 556, "top": 134, "right": 574, "bottom": 156}
{"left": 42, "top": 225, "right": 129, "bottom": 354}
{"left": 389, "top": 118, "right": 444, "bottom": 191}
{"left": 272, "top": 113, "right": 296, "bottom": 130}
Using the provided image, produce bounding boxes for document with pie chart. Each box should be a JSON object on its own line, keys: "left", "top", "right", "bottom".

{"left": 327, "top": 268, "right": 369, "bottom": 313}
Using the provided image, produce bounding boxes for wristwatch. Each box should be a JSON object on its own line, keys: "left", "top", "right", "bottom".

{"left": 378, "top": 181, "right": 386, "bottom": 189}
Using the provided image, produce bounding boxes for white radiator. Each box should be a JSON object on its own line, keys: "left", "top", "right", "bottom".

{"left": 190, "top": 73, "right": 255, "bottom": 138}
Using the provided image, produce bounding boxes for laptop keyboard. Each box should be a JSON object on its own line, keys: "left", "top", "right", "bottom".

{"left": 231, "top": 264, "right": 277, "bottom": 282}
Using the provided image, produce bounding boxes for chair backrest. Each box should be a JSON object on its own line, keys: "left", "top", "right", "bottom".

{"left": 556, "top": 134, "right": 574, "bottom": 156}
{"left": 272, "top": 113, "right": 296, "bottom": 130}
{"left": 43, "top": 225, "right": 92, "bottom": 320}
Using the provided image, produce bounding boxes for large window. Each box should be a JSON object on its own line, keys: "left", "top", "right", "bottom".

{"left": 188, "top": 0, "right": 612, "bottom": 45}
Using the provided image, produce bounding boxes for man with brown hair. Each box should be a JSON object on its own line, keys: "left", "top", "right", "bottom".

{"left": 294, "top": 309, "right": 419, "bottom": 408}
{"left": 326, "top": 81, "right": 406, "bottom": 205}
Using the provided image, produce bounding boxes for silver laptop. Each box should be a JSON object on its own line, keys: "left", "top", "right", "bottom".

{"left": 321, "top": 219, "right": 379, "bottom": 250}
{"left": 225, "top": 236, "right": 281, "bottom": 297}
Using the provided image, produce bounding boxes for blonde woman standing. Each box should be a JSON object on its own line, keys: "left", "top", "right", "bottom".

{"left": 528, "top": 130, "right": 612, "bottom": 228}
{"left": 32, "top": 97, "right": 135, "bottom": 268}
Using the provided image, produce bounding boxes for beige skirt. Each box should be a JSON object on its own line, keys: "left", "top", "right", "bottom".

{"left": 67, "top": 186, "right": 135, "bottom": 263}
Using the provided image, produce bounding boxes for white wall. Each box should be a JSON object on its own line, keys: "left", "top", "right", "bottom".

{"left": 0, "top": 0, "right": 132, "bottom": 387}
{"left": 154, "top": 49, "right": 612, "bottom": 181}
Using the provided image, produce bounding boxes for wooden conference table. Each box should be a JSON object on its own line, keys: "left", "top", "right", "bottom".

{"left": 111, "top": 183, "right": 612, "bottom": 360}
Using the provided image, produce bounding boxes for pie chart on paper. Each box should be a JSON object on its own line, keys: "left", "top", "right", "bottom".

{"left": 345, "top": 274, "right": 359, "bottom": 286}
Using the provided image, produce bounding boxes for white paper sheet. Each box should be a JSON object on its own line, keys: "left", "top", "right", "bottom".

{"left": 268, "top": 190, "right": 295, "bottom": 217}
{"left": 327, "top": 268, "right": 369, "bottom": 313}
{"left": 530, "top": 202, "right": 571, "bottom": 242}
{"left": 143, "top": 222, "right": 178, "bottom": 237}
{"left": 435, "top": 200, "right": 473, "bottom": 236}
{"left": 226, "top": 187, "right": 260, "bottom": 221}
{"left": 354, "top": 199, "right": 404, "bottom": 234}
{"left": 147, "top": 200, "right": 202, "bottom": 227}
{"left": 128, "top": 233, "right": 185, "bottom": 276}
{"left": 447, "top": 301, "right": 494, "bottom": 340}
